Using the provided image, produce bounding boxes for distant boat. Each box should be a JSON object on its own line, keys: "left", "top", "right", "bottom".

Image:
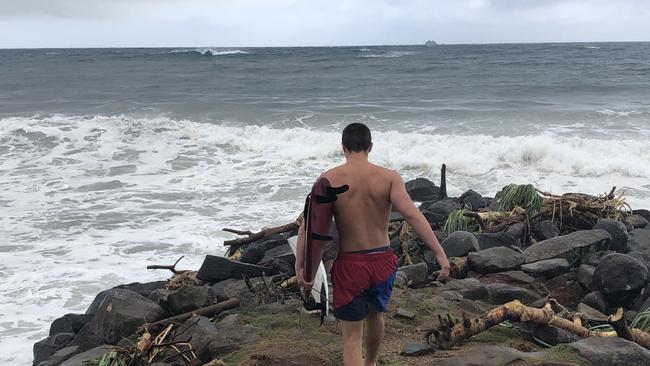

{"left": 424, "top": 40, "right": 438, "bottom": 47}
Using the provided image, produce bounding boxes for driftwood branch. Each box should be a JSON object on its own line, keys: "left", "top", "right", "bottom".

{"left": 140, "top": 298, "right": 240, "bottom": 334}
{"left": 400, "top": 222, "right": 413, "bottom": 266}
{"left": 463, "top": 212, "right": 487, "bottom": 231}
{"left": 147, "top": 256, "right": 189, "bottom": 274}
{"left": 223, "top": 221, "right": 299, "bottom": 247}
{"left": 439, "top": 164, "right": 447, "bottom": 199}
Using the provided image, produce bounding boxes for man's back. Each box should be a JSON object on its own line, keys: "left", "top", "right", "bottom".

{"left": 322, "top": 161, "right": 393, "bottom": 252}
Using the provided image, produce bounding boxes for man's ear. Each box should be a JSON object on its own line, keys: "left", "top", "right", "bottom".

{"left": 367, "top": 143, "right": 373, "bottom": 154}
{"left": 341, "top": 143, "right": 348, "bottom": 154}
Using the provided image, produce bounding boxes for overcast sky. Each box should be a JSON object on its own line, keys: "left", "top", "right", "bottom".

{"left": 1, "top": 0, "right": 649, "bottom": 48}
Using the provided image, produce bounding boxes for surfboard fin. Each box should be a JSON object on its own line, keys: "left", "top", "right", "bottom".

{"left": 326, "top": 184, "right": 349, "bottom": 196}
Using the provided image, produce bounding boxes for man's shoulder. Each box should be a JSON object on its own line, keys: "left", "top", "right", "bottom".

{"left": 370, "top": 164, "right": 399, "bottom": 179}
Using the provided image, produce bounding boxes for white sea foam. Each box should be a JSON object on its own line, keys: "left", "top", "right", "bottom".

{"left": 596, "top": 109, "right": 641, "bottom": 117}
{"left": 1, "top": 115, "right": 650, "bottom": 365}
{"left": 584, "top": 46, "right": 601, "bottom": 49}
{"left": 359, "top": 51, "right": 417, "bottom": 58}
{"left": 168, "top": 48, "right": 248, "bottom": 56}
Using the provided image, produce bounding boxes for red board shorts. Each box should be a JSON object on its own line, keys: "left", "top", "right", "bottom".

{"left": 331, "top": 247, "right": 398, "bottom": 321}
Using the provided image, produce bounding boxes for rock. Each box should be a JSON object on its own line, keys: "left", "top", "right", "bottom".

{"left": 242, "top": 236, "right": 290, "bottom": 265}
{"left": 440, "top": 290, "right": 463, "bottom": 301}
{"left": 576, "top": 264, "right": 595, "bottom": 290}
{"left": 258, "top": 242, "right": 292, "bottom": 266}
{"left": 420, "top": 198, "right": 461, "bottom": 226}
{"left": 546, "top": 273, "right": 586, "bottom": 309}
{"left": 566, "top": 337, "right": 650, "bottom": 366}
{"left": 636, "top": 296, "right": 650, "bottom": 312}
{"left": 443, "top": 278, "right": 488, "bottom": 300}
{"left": 582, "top": 250, "right": 614, "bottom": 266}
{"left": 523, "top": 229, "right": 611, "bottom": 263}
{"left": 435, "top": 345, "right": 544, "bottom": 366}
{"left": 485, "top": 283, "right": 540, "bottom": 305}
{"left": 633, "top": 209, "right": 650, "bottom": 222}
{"left": 580, "top": 291, "right": 607, "bottom": 313}
{"left": 405, "top": 177, "right": 440, "bottom": 202}
{"left": 196, "top": 255, "right": 271, "bottom": 283}
{"left": 398, "top": 262, "right": 429, "bottom": 286}
{"left": 521, "top": 258, "right": 570, "bottom": 278}
{"left": 173, "top": 315, "right": 219, "bottom": 361}
{"left": 475, "top": 232, "right": 518, "bottom": 250}
{"left": 178, "top": 315, "right": 259, "bottom": 361}
{"left": 593, "top": 219, "right": 629, "bottom": 252}
{"left": 505, "top": 222, "right": 526, "bottom": 242}
{"left": 394, "top": 271, "right": 408, "bottom": 288}
{"left": 400, "top": 341, "right": 435, "bottom": 356}
{"left": 114, "top": 281, "right": 167, "bottom": 299}
{"left": 49, "top": 314, "right": 93, "bottom": 336}
{"left": 629, "top": 229, "right": 650, "bottom": 253}
{"left": 628, "top": 251, "right": 650, "bottom": 270}
{"left": 533, "top": 220, "right": 559, "bottom": 240}
{"left": 266, "top": 252, "right": 296, "bottom": 275}
{"left": 147, "top": 288, "right": 170, "bottom": 308}
{"left": 626, "top": 214, "right": 649, "bottom": 229}
{"left": 211, "top": 279, "right": 250, "bottom": 301}
{"left": 441, "top": 231, "right": 480, "bottom": 258}
{"left": 468, "top": 247, "right": 524, "bottom": 274}
{"left": 60, "top": 345, "right": 115, "bottom": 366}
{"left": 577, "top": 303, "right": 608, "bottom": 323}
{"left": 394, "top": 308, "right": 416, "bottom": 320}
{"left": 593, "top": 253, "right": 648, "bottom": 306}
{"left": 458, "top": 299, "right": 493, "bottom": 315}
{"left": 34, "top": 333, "right": 75, "bottom": 365}
{"left": 499, "top": 270, "right": 536, "bottom": 284}
{"left": 167, "top": 285, "right": 214, "bottom": 315}
{"left": 77, "top": 289, "right": 166, "bottom": 347}
{"left": 459, "top": 189, "right": 488, "bottom": 210}
{"left": 36, "top": 346, "right": 79, "bottom": 366}
{"left": 527, "top": 324, "right": 581, "bottom": 346}
{"left": 389, "top": 211, "right": 404, "bottom": 222}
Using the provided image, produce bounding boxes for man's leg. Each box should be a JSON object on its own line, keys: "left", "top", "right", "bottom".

{"left": 339, "top": 319, "right": 364, "bottom": 366}
{"left": 363, "top": 305, "right": 384, "bottom": 366}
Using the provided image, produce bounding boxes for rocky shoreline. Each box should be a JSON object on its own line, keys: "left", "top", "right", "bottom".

{"left": 33, "top": 178, "right": 650, "bottom": 366}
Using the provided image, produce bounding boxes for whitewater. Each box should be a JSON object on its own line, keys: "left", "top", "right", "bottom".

{"left": 1, "top": 43, "right": 650, "bottom": 365}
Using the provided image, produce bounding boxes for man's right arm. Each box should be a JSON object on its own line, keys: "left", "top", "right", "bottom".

{"left": 389, "top": 171, "right": 450, "bottom": 280}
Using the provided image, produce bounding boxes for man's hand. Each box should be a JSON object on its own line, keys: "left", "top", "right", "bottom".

{"left": 295, "top": 267, "right": 314, "bottom": 295}
{"left": 436, "top": 254, "right": 451, "bottom": 281}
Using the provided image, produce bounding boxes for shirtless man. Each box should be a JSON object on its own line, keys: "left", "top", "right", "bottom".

{"left": 295, "top": 122, "right": 451, "bottom": 366}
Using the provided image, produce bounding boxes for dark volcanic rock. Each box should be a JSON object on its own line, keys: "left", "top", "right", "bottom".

{"left": 77, "top": 289, "right": 166, "bottom": 347}
{"left": 197, "top": 255, "right": 271, "bottom": 283}
{"left": 443, "top": 278, "right": 488, "bottom": 300}
{"left": 114, "top": 281, "right": 166, "bottom": 299}
{"left": 434, "top": 345, "right": 544, "bottom": 366}
{"left": 400, "top": 341, "right": 435, "bottom": 356}
{"left": 523, "top": 229, "right": 611, "bottom": 263}
{"left": 211, "top": 278, "right": 251, "bottom": 301}
{"left": 258, "top": 242, "right": 292, "bottom": 267}
{"left": 240, "top": 235, "right": 289, "bottom": 264}
{"left": 468, "top": 247, "right": 524, "bottom": 274}
{"left": 628, "top": 251, "right": 650, "bottom": 270}
{"left": 36, "top": 346, "right": 79, "bottom": 366}
{"left": 475, "top": 232, "right": 518, "bottom": 250}
{"left": 520, "top": 258, "right": 570, "bottom": 278}
{"left": 577, "top": 303, "right": 608, "bottom": 323}
{"left": 49, "top": 314, "right": 93, "bottom": 336}
{"left": 593, "top": 219, "right": 629, "bottom": 252}
{"left": 593, "top": 253, "right": 648, "bottom": 306}
{"left": 147, "top": 288, "right": 170, "bottom": 308}
{"left": 576, "top": 264, "right": 595, "bottom": 290}
{"left": 527, "top": 324, "right": 581, "bottom": 346}
{"left": 485, "top": 283, "right": 540, "bottom": 305}
{"left": 398, "top": 262, "right": 429, "bottom": 286}
{"left": 167, "top": 285, "right": 214, "bottom": 315}
{"left": 459, "top": 189, "right": 487, "bottom": 210}
{"left": 533, "top": 220, "right": 559, "bottom": 241}
{"left": 60, "top": 345, "right": 115, "bottom": 366}
{"left": 505, "top": 222, "right": 526, "bottom": 242}
{"left": 420, "top": 198, "right": 461, "bottom": 226}
{"left": 34, "top": 333, "right": 75, "bottom": 365}
{"left": 581, "top": 250, "right": 614, "bottom": 266}
{"left": 633, "top": 209, "right": 650, "bottom": 222}
{"left": 405, "top": 177, "right": 440, "bottom": 202}
{"left": 580, "top": 291, "right": 607, "bottom": 313}
{"left": 441, "top": 231, "right": 480, "bottom": 258}
{"left": 566, "top": 337, "right": 650, "bottom": 366}
{"left": 626, "top": 214, "right": 649, "bottom": 229}
{"left": 629, "top": 229, "right": 650, "bottom": 253}
{"left": 546, "top": 273, "right": 586, "bottom": 309}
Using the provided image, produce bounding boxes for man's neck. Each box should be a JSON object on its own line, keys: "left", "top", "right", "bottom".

{"left": 344, "top": 152, "right": 369, "bottom": 165}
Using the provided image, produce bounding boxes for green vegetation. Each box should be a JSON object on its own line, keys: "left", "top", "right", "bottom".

{"left": 497, "top": 184, "right": 541, "bottom": 214}
{"left": 444, "top": 209, "right": 477, "bottom": 234}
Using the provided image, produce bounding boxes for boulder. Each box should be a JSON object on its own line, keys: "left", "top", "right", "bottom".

{"left": 167, "top": 285, "right": 214, "bottom": 315}
{"left": 546, "top": 273, "right": 586, "bottom": 309}
{"left": 397, "top": 262, "right": 429, "bottom": 286}
{"left": 628, "top": 251, "right": 650, "bottom": 270}
{"left": 36, "top": 346, "right": 79, "bottom": 366}
{"left": 625, "top": 214, "right": 649, "bottom": 229}
{"left": 526, "top": 324, "right": 581, "bottom": 346}
{"left": 34, "top": 333, "right": 75, "bottom": 365}
{"left": 196, "top": 255, "right": 270, "bottom": 283}
{"left": 580, "top": 291, "right": 607, "bottom": 313}
{"left": 521, "top": 258, "right": 570, "bottom": 278}
{"left": 49, "top": 314, "right": 93, "bottom": 336}
{"left": 576, "top": 264, "right": 595, "bottom": 290}
{"left": 258, "top": 242, "right": 292, "bottom": 267}
{"left": 389, "top": 211, "right": 404, "bottom": 222}
{"left": 405, "top": 178, "right": 440, "bottom": 202}
{"left": 593, "top": 219, "right": 629, "bottom": 252}
{"left": 211, "top": 278, "right": 253, "bottom": 301}
{"left": 577, "top": 303, "right": 608, "bottom": 323}
{"left": 400, "top": 341, "right": 435, "bottom": 356}
{"left": 565, "top": 337, "right": 650, "bottom": 366}
{"left": 581, "top": 250, "right": 614, "bottom": 266}
{"left": 532, "top": 220, "right": 559, "bottom": 241}
{"left": 523, "top": 229, "right": 611, "bottom": 263}
{"left": 468, "top": 247, "right": 524, "bottom": 274}
{"left": 240, "top": 235, "right": 289, "bottom": 264}
{"left": 593, "top": 253, "right": 648, "bottom": 306}
{"left": 629, "top": 229, "right": 650, "bottom": 253}
{"left": 441, "top": 231, "right": 480, "bottom": 258}
{"left": 459, "top": 189, "right": 488, "bottom": 210}
{"left": 78, "top": 289, "right": 166, "bottom": 347}
{"left": 60, "top": 345, "right": 115, "bottom": 366}
{"left": 475, "top": 232, "right": 518, "bottom": 250}
{"left": 496, "top": 270, "right": 536, "bottom": 284}
{"left": 148, "top": 288, "right": 170, "bottom": 308}
{"left": 434, "top": 345, "right": 544, "bottom": 366}
{"left": 420, "top": 198, "right": 461, "bottom": 226}
{"left": 443, "top": 278, "right": 488, "bottom": 300}
{"left": 633, "top": 209, "right": 650, "bottom": 222}
{"left": 485, "top": 283, "right": 540, "bottom": 305}
{"left": 505, "top": 222, "right": 526, "bottom": 242}
{"left": 114, "top": 281, "right": 167, "bottom": 299}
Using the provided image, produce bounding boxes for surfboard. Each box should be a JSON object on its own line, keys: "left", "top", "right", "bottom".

{"left": 288, "top": 236, "right": 329, "bottom": 317}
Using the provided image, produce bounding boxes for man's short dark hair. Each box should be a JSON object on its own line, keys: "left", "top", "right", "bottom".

{"left": 342, "top": 123, "right": 372, "bottom": 152}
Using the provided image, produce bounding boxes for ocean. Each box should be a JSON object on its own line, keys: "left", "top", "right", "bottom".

{"left": 1, "top": 43, "right": 650, "bottom": 365}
